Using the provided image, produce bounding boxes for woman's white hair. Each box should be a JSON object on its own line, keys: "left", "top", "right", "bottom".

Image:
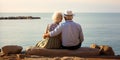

{"left": 52, "top": 11, "right": 63, "bottom": 21}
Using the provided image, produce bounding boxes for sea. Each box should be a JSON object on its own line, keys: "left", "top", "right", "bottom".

{"left": 0, "top": 13, "right": 120, "bottom": 55}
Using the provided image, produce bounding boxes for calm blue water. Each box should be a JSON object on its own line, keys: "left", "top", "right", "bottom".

{"left": 0, "top": 13, "right": 120, "bottom": 55}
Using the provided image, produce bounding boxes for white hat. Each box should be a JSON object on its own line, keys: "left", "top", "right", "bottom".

{"left": 64, "top": 10, "right": 74, "bottom": 16}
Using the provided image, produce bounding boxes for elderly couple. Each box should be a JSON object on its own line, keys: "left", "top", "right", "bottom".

{"left": 36, "top": 10, "right": 84, "bottom": 50}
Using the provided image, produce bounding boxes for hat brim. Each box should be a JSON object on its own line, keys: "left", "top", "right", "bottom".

{"left": 64, "top": 14, "right": 74, "bottom": 16}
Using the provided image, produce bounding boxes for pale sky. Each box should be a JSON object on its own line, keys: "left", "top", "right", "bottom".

{"left": 0, "top": 0, "right": 120, "bottom": 13}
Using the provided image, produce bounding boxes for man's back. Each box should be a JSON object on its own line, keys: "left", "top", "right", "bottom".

{"left": 61, "top": 20, "right": 83, "bottom": 46}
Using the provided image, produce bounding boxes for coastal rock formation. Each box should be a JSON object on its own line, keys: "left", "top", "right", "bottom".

{"left": 99, "top": 45, "right": 115, "bottom": 56}
{"left": 1, "top": 45, "right": 23, "bottom": 55}
{"left": 0, "top": 16, "right": 40, "bottom": 20}
{"left": 90, "top": 44, "right": 115, "bottom": 56}
{"left": 90, "top": 44, "right": 100, "bottom": 49}
{"left": 26, "top": 47, "right": 99, "bottom": 57}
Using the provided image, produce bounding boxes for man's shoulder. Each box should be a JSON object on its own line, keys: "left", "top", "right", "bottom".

{"left": 73, "top": 22, "right": 81, "bottom": 26}
{"left": 60, "top": 21, "right": 81, "bottom": 26}
{"left": 59, "top": 22, "right": 66, "bottom": 25}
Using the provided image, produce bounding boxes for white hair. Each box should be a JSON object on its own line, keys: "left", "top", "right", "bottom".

{"left": 52, "top": 11, "right": 63, "bottom": 21}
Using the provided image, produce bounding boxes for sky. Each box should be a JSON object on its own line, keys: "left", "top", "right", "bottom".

{"left": 0, "top": 0, "right": 120, "bottom": 13}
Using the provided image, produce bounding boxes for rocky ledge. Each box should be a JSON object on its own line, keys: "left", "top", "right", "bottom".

{"left": 0, "top": 44, "right": 120, "bottom": 60}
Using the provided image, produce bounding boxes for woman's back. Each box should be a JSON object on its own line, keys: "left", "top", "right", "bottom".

{"left": 36, "top": 23, "right": 62, "bottom": 49}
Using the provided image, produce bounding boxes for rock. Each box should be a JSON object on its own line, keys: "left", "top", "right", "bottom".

{"left": 17, "top": 54, "right": 26, "bottom": 59}
{"left": 90, "top": 44, "right": 115, "bottom": 56}
{"left": 2, "top": 45, "right": 23, "bottom": 55}
{"left": 90, "top": 44, "right": 100, "bottom": 49}
{"left": 26, "top": 47, "right": 99, "bottom": 57}
{"left": 100, "top": 45, "right": 115, "bottom": 56}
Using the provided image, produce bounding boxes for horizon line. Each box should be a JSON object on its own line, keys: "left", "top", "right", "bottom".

{"left": 0, "top": 12, "right": 120, "bottom": 13}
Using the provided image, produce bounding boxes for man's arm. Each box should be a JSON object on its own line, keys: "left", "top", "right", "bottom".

{"left": 43, "top": 24, "right": 62, "bottom": 39}
{"left": 80, "top": 32, "right": 84, "bottom": 42}
{"left": 78, "top": 24, "right": 84, "bottom": 42}
{"left": 43, "top": 33, "right": 50, "bottom": 39}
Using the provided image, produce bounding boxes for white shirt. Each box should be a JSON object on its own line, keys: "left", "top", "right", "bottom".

{"left": 50, "top": 20, "right": 84, "bottom": 46}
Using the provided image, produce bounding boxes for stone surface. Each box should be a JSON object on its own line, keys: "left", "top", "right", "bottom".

{"left": 100, "top": 45, "right": 115, "bottom": 56}
{"left": 90, "top": 44, "right": 100, "bottom": 49}
{"left": 26, "top": 47, "right": 100, "bottom": 57}
{"left": 2, "top": 45, "right": 23, "bottom": 55}
{"left": 90, "top": 44, "right": 115, "bottom": 56}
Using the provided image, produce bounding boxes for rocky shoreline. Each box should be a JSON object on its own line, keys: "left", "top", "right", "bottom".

{"left": 0, "top": 53, "right": 120, "bottom": 60}
{"left": 0, "top": 16, "right": 40, "bottom": 20}
{"left": 0, "top": 44, "right": 120, "bottom": 60}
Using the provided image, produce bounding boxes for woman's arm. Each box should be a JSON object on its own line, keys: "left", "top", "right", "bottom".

{"left": 43, "top": 24, "right": 49, "bottom": 39}
{"left": 45, "top": 24, "right": 49, "bottom": 34}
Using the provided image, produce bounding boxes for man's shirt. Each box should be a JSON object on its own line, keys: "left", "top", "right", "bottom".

{"left": 50, "top": 20, "right": 84, "bottom": 46}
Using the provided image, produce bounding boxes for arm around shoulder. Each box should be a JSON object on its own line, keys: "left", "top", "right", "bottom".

{"left": 50, "top": 24, "right": 62, "bottom": 37}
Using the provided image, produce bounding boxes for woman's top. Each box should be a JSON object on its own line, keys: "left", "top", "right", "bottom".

{"left": 46, "top": 23, "right": 61, "bottom": 40}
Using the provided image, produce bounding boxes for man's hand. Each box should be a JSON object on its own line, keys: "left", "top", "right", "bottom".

{"left": 43, "top": 33, "right": 50, "bottom": 39}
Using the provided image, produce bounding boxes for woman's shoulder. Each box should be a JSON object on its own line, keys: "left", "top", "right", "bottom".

{"left": 47, "top": 23, "right": 58, "bottom": 31}
{"left": 49, "top": 23, "right": 58, "bottom": 27}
